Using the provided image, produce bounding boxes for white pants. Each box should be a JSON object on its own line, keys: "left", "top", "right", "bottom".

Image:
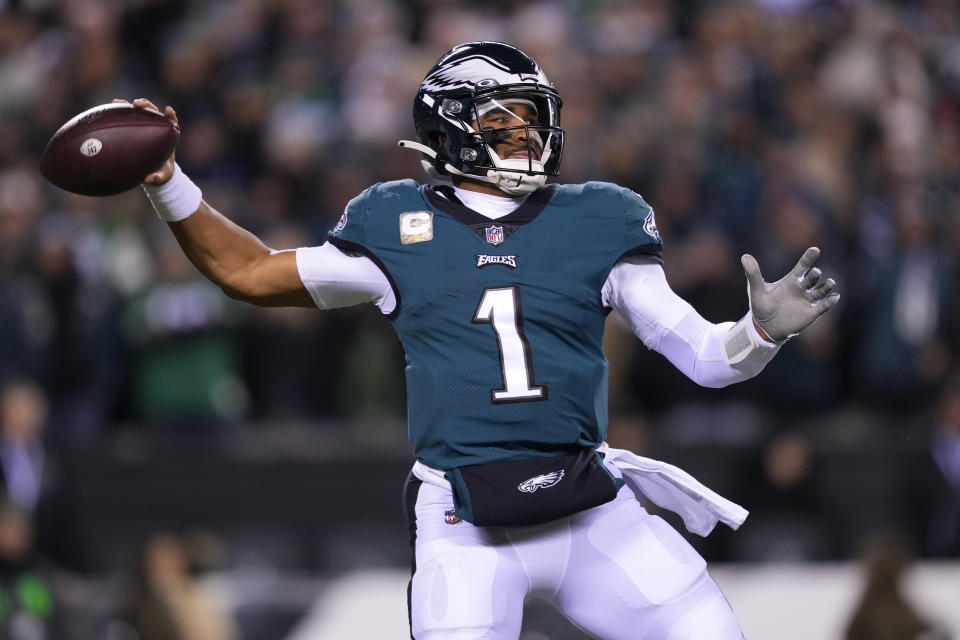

{"left": 406, "top": 479, "right": 745, "bottom": 640}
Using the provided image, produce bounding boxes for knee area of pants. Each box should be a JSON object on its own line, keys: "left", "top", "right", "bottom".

{"left": 663, "top": 581, "right": 744, "bottom": 640}
{"left": 411, "top": 543, "right": 526, "bottom": 640}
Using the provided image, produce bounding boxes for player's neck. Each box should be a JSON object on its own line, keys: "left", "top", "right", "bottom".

{"left": 450, "top": 176, "right": 526, "bottom": 219}
{"left": 452, "top": 184, "right": 526, "bottom": 220}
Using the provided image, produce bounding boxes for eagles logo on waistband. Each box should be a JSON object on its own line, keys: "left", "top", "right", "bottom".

{"left": 518, "top": 470, "right": 565, "bottom": 493}
{"left": 476, "top": 254, "right": 517, "bottom": 269}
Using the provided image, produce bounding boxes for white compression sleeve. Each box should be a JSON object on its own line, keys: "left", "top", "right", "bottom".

{"left": 603, "top": 258, "right": 780, "bottom": 388}
{"left": 295, "top": 243, "right": 396, "bottom": 313}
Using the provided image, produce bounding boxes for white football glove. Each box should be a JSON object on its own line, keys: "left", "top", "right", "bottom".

{"left": 742, "top": 247, "right": 839, "bottom": 342}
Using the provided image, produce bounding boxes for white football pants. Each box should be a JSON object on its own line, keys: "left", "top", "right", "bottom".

{"left": 406, "top": 479, "right": 744, "bottom": 640}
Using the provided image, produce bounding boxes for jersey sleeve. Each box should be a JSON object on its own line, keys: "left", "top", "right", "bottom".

{"left": 295, "top": 243, "right": 396, "bottom": 313}
{"left": 323, "top": 182, "right": 404, "bottom": 318}
{"left": 619, "top": 188, "right": 663, "bottom": 263}
{"left": 327, "top": 184, "right": 377, "bottom": 249}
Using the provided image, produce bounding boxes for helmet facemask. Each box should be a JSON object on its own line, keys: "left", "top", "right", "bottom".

{"left": 455, "top": 88, "right": 564, "bottom": 195}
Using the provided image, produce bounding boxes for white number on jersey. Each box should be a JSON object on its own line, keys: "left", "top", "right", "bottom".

{"left": 472, "top": 286, "right": 547, "bottom": 403}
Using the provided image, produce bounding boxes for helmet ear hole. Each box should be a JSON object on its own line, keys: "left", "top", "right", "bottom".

{"left": 424, "top": 132, "right": 446, "bottom": 156}
{"left": 427, "top": 135, "right": 450, "bottom": 175}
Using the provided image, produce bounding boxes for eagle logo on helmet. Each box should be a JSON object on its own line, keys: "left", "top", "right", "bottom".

{"left": 421, "top": 54, "right": 547, "bottom": 92}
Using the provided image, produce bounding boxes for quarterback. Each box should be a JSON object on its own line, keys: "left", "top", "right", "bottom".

{"left": 127, "top": 42, "right": 838, "bottom": 639}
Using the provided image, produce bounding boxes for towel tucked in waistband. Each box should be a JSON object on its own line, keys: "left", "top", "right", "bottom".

{"left": 411, "top": 443, "right": 748, "bottom": 537}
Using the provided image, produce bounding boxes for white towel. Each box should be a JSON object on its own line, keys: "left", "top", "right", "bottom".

{"left": 600, "top": 443, "right": 748, "bottom": 536}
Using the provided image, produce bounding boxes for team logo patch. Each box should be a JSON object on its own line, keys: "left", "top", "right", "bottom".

{"left": 476, "top": 254, "right": 517, "bottom": 269}
{"left": 643, "top": 210, "right": 660, "bottom": 241}
{"left": 444, "top": 509, "right": 462, "bottom": 525}
{"left": 333, "top": 209, "right": 348, "bottom": 233}
{"left": 485, "top": 226, "right": 504, "bottom": 246}
{"left": 399, "top": 211, "right": 434, "bottom": 244}
{"left": 518, "top": 470, "right": 565, "bottom": 493}
{"left": 420, "top": 53, "right": 546, "bottom": 92}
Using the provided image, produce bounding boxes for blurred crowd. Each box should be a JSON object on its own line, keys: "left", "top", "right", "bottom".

{"left": 0, "top": 0, "right": 959, "bottom": 608}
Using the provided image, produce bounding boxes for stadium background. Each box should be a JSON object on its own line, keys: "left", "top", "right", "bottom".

{"left": 1, "top": 0, "right": 959, "bottom": 638}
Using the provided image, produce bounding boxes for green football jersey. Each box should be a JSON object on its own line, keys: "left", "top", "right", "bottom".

{"left": 328, "top": 180, "right": 662, "bottom": 469}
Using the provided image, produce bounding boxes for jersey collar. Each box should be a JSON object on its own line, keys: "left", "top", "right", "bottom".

{"left": 423, "top": 184, "right": 557, "bottom": 227}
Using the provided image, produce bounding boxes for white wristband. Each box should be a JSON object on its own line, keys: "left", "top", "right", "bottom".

{"left": 142, "top": 163, "right": 202, "bottom": 222}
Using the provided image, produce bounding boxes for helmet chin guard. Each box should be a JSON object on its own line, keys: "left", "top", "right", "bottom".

{"left": 400, "top": 41, "right": 564, "bottom": 196}
{"left": 484, "top": 157, "right": 547, "bottom": 196}
{"left": 398, "top": 140, "right": 548, "bottom": 196}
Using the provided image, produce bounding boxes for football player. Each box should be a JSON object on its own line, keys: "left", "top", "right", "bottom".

{"left": 126, "top": 41, "right": 839, "bottom": 640}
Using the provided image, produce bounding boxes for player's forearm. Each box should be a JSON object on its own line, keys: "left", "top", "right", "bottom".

{"left": 605, "top": 259, "right": 780, "bottom": 388}
{"left": 630, "top": 306, "right": 775, "bottom": 388}
{"left": 167, "top": 200, "right": 273, "bottom": 299}
{"left": 142, "top": 163, "right": 303, "bottom": 304}
{"left": 672, "top": 313, "right": 779, "bottom": 387}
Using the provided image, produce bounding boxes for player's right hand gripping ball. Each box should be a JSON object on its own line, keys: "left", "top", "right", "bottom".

{"left": 39, "top": 103, "right": 179, "bottom": 197}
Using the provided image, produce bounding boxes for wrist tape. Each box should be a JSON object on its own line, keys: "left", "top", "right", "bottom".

{"left": 724, "top": 312, "right": 780, "bottom": 366}
{"left": 142, "top": 163, "right": 202, "bottom": 222}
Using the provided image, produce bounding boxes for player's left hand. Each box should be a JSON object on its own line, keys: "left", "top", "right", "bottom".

{"left": 741, "top": 247, "right": 839, "bottom": 342}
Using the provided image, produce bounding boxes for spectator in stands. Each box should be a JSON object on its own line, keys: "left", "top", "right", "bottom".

{"left": 0, "top": 379, "right": 72, "bottom": 567}
{"left": 852, "top": 191, "right": 952, "bottom": 412}
{"left": 910, "top": 372, "right": 960, "bottom": 557}
{"left": 122, "top": 233, "right": 247, "bottom": 427}
{"left": 0, "top": 164, "right": 124, "bottom": 442}
{"left": 844, "top": 535, "right": 947, "bottom": 640}
{"left": 125, "top": 532, "right": 237, "bottom": 640}
{"left": 0, "top": 380, "right": 50, "bottom": 513}
{"left": 732, "top": 431, "right": 838, "bottom": 561}
{"left": 752, "top": 185, "right": 846, "bottom": 413}
{"left": 0, "top": 500, "right": 61, "bottom": 640}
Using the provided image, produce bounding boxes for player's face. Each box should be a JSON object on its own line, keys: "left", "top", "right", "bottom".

{"left": 475, "top": 103, "right": 543, "bottom": 160}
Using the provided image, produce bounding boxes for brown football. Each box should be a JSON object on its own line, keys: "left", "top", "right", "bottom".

{"left": 39, "top": 103, "right": 179, "bottom": 197}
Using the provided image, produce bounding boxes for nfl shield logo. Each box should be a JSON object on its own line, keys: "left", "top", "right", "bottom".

{"left": 485, "top": 226, "right": 504, "bottom": 245}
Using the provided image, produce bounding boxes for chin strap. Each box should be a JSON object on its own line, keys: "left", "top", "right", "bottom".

{"left": 398, "top": 139, "right": 545, "bottom": 195}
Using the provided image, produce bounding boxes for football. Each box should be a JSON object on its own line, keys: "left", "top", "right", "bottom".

{"left": 39, "top": 103, "right": 179, "bottom": 197}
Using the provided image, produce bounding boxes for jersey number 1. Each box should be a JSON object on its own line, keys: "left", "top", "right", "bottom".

{"left": 473, "top": 287, "right": 547, "bottom": 403}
